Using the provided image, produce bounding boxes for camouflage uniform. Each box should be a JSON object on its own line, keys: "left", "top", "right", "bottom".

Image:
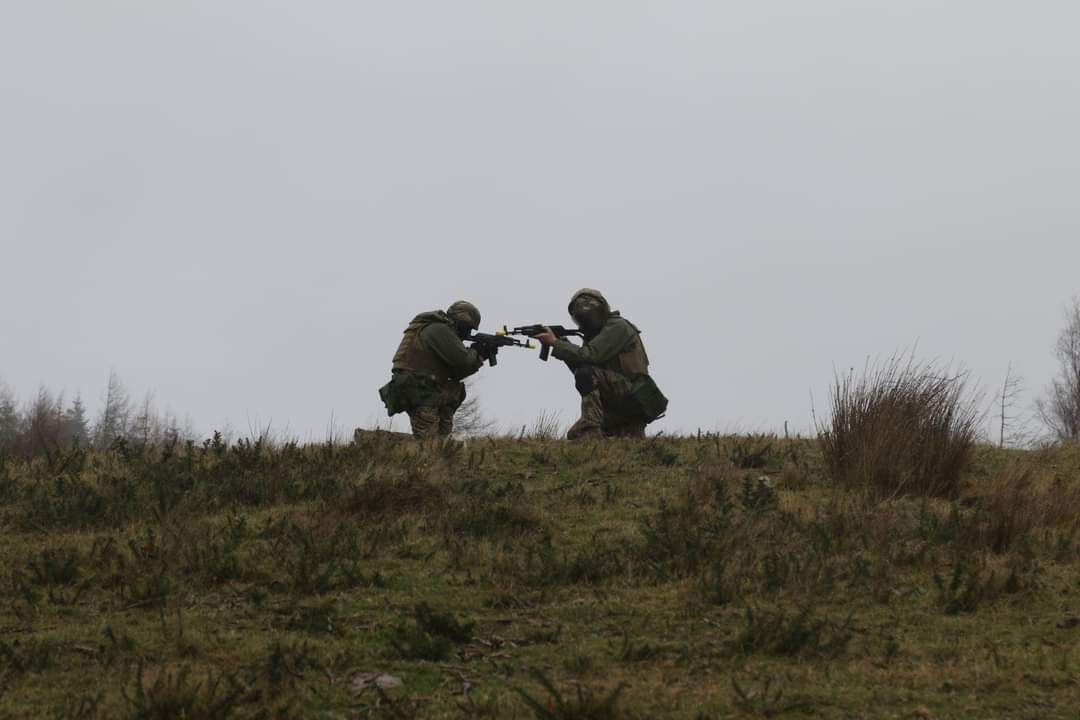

{"left": 378, "top": 301, "right": 484, "bottom": 439}
{"left": 550, "top": 289, "right": 666, "bottom": 440}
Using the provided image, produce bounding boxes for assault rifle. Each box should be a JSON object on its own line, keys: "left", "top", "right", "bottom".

{"left": 498, "top": 325, "right": 585, "bottom": 361}
{"left": 467, "top": 332, "right": 534, "bottom": 367}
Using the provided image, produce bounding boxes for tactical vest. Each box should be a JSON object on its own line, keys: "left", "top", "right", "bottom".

{"left": 392, "top": 313, "right": 458, "bottom": 386}
{"left": 600, "top": 319, "right": 650, "bottom": 379}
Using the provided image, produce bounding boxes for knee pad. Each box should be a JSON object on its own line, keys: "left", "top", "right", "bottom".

{"left": 574, "top": 367, "right": 596, "bottom": 396}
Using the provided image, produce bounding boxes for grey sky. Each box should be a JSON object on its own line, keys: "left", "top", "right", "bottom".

{"left": 2, "top": 1, "right": 1078, "bottom": 438}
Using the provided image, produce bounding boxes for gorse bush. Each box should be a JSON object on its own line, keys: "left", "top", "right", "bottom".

{"left": 819, "top": 355, "right": 981, "bottom": 499}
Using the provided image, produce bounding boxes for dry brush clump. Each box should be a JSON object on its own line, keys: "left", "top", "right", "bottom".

{"left": 958, "top": 460, "right": 1080, "bottom": 556}
{"left": 631, "top": 439, "right": 1078, "bottom": 624}
{"left": 819, "top": 355, "right": 981, "bottom": 500}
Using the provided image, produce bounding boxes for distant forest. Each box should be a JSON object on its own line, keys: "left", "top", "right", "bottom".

{"left": 0, "top": 371, "right": 195, "bottom": 456}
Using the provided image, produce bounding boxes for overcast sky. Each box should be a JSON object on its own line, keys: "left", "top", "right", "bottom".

{"left": 2, "top": 1, "right": 1078, "bottom": 439}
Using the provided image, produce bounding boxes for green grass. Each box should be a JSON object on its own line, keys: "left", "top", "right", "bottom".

{"left": 1, "top": 435, "right": 1078, "bottom": 718}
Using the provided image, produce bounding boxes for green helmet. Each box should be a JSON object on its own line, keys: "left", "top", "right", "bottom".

{"left": 446, "top": 300, "right": 481, "bottom": 332}
{"left": 567, "top": 288, "right": 610, "bottom": 316}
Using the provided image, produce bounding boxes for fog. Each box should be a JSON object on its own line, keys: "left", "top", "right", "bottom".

{"left": 3, "top": 1, "right": 1078, "bottom": 439}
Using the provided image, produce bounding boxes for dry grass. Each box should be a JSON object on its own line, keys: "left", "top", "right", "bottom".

{"left": 819, "top": 355, "right": 981, "bottom": 499}
{"left": 962, "top": 460, "right": 1080, "bottom": 554}
{"left": 1, "top": 436, "right": 1079, "bottom": 718}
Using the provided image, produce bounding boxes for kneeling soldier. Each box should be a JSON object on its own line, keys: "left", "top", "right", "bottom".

{"left": 534, "top": 289, "right": 667, "bottom": 440}
{"left": 379, "top": 301, "right": 485, "bottom": 439}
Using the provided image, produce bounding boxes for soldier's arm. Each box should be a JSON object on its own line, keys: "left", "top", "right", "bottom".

{"left": 421, "top": 324, "right": 484, "bottom": 379}
{"left": 551, "top": 319, "right": 635, "bottom": 367}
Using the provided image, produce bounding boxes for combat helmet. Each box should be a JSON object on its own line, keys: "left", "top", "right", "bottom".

{"left": 446, "top": 300, "right": 482, "bottom": 333}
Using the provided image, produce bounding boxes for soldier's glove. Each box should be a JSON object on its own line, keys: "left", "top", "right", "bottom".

{"left": 574, "top": 367, "right": 596, "bottom": 396}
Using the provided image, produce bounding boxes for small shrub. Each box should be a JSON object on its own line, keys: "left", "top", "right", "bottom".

{"left": 26, "top": 548, "right": 82, "bottom": 586}
{"left": 388, "top": 625, "right": 453, "bottom": 661}
{"left": 0, "top": 456, "right": 15, "bottom": 504}
{"left": 638, "top": 440, "right": 679, "bottom": 467}
{"left": 639, "top": 494, "right": 730, "bottom": 579}
{"left": 250, "top": 640, "right": 321, "bottom": 695}
{"left": 21, "top": 477, "right": 110, "bottom": 529}
{"left": 122, "top": 661, "right": 241, "bottom": 719}
{"left": 959, "top": 462, "right": 1080, "bottom": 554}
{"left": 516, "top": 670, "right": 626, "bottom": 720}
{"left": 730, "top": 673, "right": 814, "bottom": 717}
{"left": 819, "top": 355, "right": 980, "bottom": 499}
{"left": 616, "top": 632, "right": 662, "bottom": 662}
{"left": 388, "top": 602, "right": 474, "bottom": 661}
{"left": 0, "top": 637, "right": 58, "bottom": 675}
{"left": 270, "top": 521, "right": 370, "bottom": 596}
{"left": 339, "top": 469, "right": 443, "bottom": 519}
{"left": 413, "top": 602, "right": 474, "bottom": 643}
{"left": 444, "top": 478, "right": 542, "bottom": 539}
{"left": 51, "top": 693, "right": 103, "bottom": 720}
{"left": 964, "top": 464, "right": 1040, "bottom": 554}
{"left": 280, "top": 600, "right": 339, "bottom": 635}
{"left": 179, "top": 531, "right": 244, "bottom": 586}
{"left": 518, "top": 534, "right": 628, "bottom": 587}
{"left": 125, "top": 573, "right": 171, "bottom": 609}
{"left": 933, "top": 559, "right": 1010, "bottom": 614}
{"left": 98, "top": 626, "right": 138, "bottom": 668}
{"left": 730, "top": 434, "right": 775, "bottom": 470}
{"left": 563, "top": 652, "right": 594, "bottom": 675}
{"left": 734, "top": 605, "right": 853, "bottom": 657}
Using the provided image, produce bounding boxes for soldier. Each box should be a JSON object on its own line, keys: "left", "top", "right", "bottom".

{"left": 378, "top": 301, "right": 487, "bottom": 439}
{"left": 533, "top": 289, "right": 667, "bottom": 440}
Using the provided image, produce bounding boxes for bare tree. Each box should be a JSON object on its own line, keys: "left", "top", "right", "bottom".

{"left": 130, "top": 391, "right": 160, "bottom": 447}
{"left": 995, "top": 362, "right": 1026, "bottom": 448}
{"left": 0, "top": 381, "right": 19, "bottom": 451}
{"left": 25, "top": 386, "right": 62, "bottom": 455}
{"left": 62, "top": 394, "right": 91, "bottom": 446}
{"left": 94, "top": 371, "right": 131, "bottom": 448}
{"left": 160, "top": 410, "right": 183, "bottom": 446}
{"left": 1037, "top": 297, "right": 1080, "bottom": 443}
{"left": 453, "top": 381, "right": 496, "bottom": 437}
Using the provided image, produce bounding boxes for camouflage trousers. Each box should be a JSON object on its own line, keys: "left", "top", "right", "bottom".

{"left": 566, "top": 369, "right": 647, "bottom": 440}
{"left": 407, "top": 383, "right": 466, "bottom": 440}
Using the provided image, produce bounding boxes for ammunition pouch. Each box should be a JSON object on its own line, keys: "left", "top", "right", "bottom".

{"left": 378, "top": 371, "right": 441, "bottom": 416}
{"left": 628, "top": 375, "right": 668, "bottom": 424}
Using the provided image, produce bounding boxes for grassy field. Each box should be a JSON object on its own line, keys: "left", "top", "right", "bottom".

{"left": 1, "top": 432, "right": 1078, "bottom": 719}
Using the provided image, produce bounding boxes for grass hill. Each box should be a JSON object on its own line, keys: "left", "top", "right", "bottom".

{"left": 1, "top": 432, "right": 1078, "bottom": 718}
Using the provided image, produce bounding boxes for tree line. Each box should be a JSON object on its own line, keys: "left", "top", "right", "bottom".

{"left": 0, "top": 371, "right": 194, "bottom": 456}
